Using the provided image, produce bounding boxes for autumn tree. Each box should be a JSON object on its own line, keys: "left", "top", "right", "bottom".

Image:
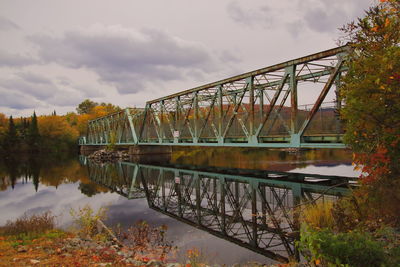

{"left": 76, "top": 99, "right": 98, "bottom": 114}
{"left": 0, "top": 113, "right": 7, "bottom": 153}
{"left": 339, "top": 0, "right": 400, "bottom": 183}
{"left": 38, "top": 115, "right": 79, "bottom": 153}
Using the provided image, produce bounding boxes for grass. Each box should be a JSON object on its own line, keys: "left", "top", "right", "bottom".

{"left": 0, "top": 211, "right": 55, "bottom": 237}
{"left": 300, "top": 201, "right": 335, "bottom": 230}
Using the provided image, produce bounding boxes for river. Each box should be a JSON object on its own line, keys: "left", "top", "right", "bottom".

{"left": 0, "top": 148, "right": 359, "bottom": 265}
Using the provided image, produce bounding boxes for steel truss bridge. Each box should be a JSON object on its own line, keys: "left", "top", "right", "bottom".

{"left": 82, "top": 159, "right": 355, "bottom": 262}
{"left": 80, "top": 45, "right": 350, "bottom": 149}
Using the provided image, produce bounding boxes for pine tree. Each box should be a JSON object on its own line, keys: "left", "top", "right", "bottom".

{"left": 5, "top": 116, "right": 18, "bottom": 151}
{"left": 28, "top": 111, "right": 40, "bottom": 151}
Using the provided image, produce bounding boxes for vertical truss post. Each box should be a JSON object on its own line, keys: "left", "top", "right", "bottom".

{"left": 160, "top": 100, "right": 165, "bottom": 143}
{"left": 175, "top": 170, "right": 183, "bottom": 217}
{"left": 248, "top": 76, "right": 255, "bottom": 141}
{"left": 138, "top": 104, "right": 149, "bottom": 142}
{"left": 213, "top": 178, "right": 218, "bottom": 211}
{"left": 291, "top": 183, "right": 302, "bottom": 231}
{"left": 288, "top": 65, "right": 300, "bottom": 147}
{"left": 259, "top": 90, "right": 264, "bottom": 120}
{"left": 104, "top": 118, "right": 108, "bottom": 144}
{"left": 175, "top": 96, "right": 180, "bottom": 130}
{"left": 220, "top": 177, "right": 226, "bottom": 234}
{"left": 289, "top": 65, "right": 298, "bottom": 135}
{"left": 126, "top": 108, "right": 138, "bottom": 144}
{"left": 260, "top": 184, "right": 267, "bottom": 225}
{"left": 195, "top": 173, "right": 201, "bottom": 225}
{"left": 161, "top": 169, "right": 166, "bottom": 211}
{"left": 218, "top": 85, "right": 224, "bottom": 143}
{"left": 194, "top": 92, "right": 199, "bottom": 143}
{"left": 128, "top": 164, "right": 139, "bottom": 199}
{"left": 335, "top": 72, "right": 342, "bottom": 136}
{"left": 173, "top": 97, "right": 179, "bottom": 144}
{"left": 251, "top": 183, "right": 258, "bottom": 247}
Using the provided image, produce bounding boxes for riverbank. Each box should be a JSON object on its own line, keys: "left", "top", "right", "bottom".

{"left": 0, "top": 211, "right": 293, "bottom": 267}
{"left": 0, "top": 231, "right": 173, "bottom": 266}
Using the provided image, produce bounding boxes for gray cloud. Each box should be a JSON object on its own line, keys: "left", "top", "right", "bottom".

{"left": 303, "top": 5, "right": 348, "bottom": 33}
{"left": 0, "top": 50, "right": 37, "bottom": 67}
{"left": 0, "top": 72, "right": 58, "bottom": 99}
{"left": 0, "top": 16, "right": 20, "bottom": 31}
{"left": 0, "top": 87, "right": 43, "bottom": 109}
{"left": 72, "top": 84, "right": 105, "bottom": 98}
{"left": 28, "top": 25, "right": 219, "bottom": 94}
{"left": 46, "top": 89, "right": 84, "bottom": 107}
{"left": 0, "top": 71, "right": 95, "bottom": 108}
{"left": 227, "top": 0, "right": 373, "bottom": 35}
{"left": 226, "top": 1, "right": 272, "bottom": 28}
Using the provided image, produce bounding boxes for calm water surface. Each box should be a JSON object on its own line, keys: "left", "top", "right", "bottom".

{"left": 0, "top": 148, "right": 358, "bottom": 265}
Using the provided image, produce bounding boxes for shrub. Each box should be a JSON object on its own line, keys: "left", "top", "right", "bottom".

{"left": 300, "top": 201, "right": 335, "bottom": 230}
{"left": 0, "top": 211, "right": 55, "bottom": 237}
{"left": 115, "top": 220, "right": 174, "bottom": 262}
{"left": 69, "top": 204, "right": 108, "bottom": 238}
{"left": 299, "top": 226, "right": 385, "bottom": 267}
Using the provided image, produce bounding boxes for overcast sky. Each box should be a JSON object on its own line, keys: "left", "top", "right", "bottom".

{"left": 0, "top": 0, "right": 374, "bottom": 117}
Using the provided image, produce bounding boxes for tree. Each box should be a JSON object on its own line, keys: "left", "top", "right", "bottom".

{"left": 5, "top": 116, "right": 18, "bottom": 151}
{"left": 37, "top": 115, "right": 79, "bottom": 153}
{"left": 339, "top": 0, "right": 400, "bottom": 182}
{"left": 28, "top": 111, "right": 41, "bottom": 150}
{"left": 76, "top": 99, "right": 98, "bottom": 114}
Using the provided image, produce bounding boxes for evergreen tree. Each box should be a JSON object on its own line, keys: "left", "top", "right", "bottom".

{"left": 5, "top": 116, "right": 18, "bottom": 151}
{"left": 28, "top": 111, "right": 40, "bottom": 151}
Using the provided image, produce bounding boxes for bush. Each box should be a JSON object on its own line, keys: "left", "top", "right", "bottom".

{"left": 0, "top": 211, "right": 55, "bottom": 237}
{"left": 299, "top": 226, "right": 385, "bottom": 267}
{"left": 69, "top": 205, "right": 108, "bottom": 238}
{"left": 300, "top": 201, "right": 335, "bottom": 230}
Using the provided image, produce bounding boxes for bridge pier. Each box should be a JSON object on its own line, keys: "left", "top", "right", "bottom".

{"left": 79, "top": 144, "right": 172, "bottom": 157}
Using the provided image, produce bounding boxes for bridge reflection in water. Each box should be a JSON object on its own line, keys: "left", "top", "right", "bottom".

{"left": 81, "top": 158, "right": 355, "bottom": 263}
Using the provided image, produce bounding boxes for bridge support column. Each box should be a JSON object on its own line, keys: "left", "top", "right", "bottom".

{"left": 290, "top": 134, "right": 301, "bottom": 148}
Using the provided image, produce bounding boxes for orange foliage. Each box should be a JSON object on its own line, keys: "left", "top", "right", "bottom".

{"left": 0, "top": 113, "right": 7, "bottom": 135}
{"left": 38, "top": 115, "right": 79, "bottom": 141}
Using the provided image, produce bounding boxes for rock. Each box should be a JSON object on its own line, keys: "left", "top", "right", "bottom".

{"left": 146, "top": 260, "right": 163, "bottom": 266}
{"left": 30, "top": 259, "right": 40, "bottom": 264}
{"left": 88, "top": 149, "right": 129, "bottom": 163}
{"left": 17, "top": 246, "right": 28, "bottom": 253}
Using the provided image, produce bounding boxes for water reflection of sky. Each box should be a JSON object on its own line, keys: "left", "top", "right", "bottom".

{"left": 289, "top": 164, "right": 361, "bottom": 177}
{"left": 0, "top": 178, "right": 271, "bottom": 265}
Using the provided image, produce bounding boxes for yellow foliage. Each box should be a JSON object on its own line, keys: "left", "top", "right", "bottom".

{"left": 38, "top": 115, "right": 79, "bottom": 141}
{"left": 300, "top": 201, "right": 335, "bottom": 230}
{"left": 0, "top": 113, "right": 7, "bottom": 135}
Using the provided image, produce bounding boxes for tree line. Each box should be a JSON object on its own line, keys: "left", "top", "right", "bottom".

{"left": 0, "top": 99, "right": 121, "bottom": 155}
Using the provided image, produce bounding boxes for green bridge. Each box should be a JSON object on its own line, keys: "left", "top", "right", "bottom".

{"left": 79, "top": 45, "right": 350, "bottom": 149}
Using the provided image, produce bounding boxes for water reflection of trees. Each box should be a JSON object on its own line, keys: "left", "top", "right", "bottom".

{"left": 0, "top": 154, "right": 109, "bottom": 196}
{"left": 172, "top": 148, "right": 353, "bottom": 171}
